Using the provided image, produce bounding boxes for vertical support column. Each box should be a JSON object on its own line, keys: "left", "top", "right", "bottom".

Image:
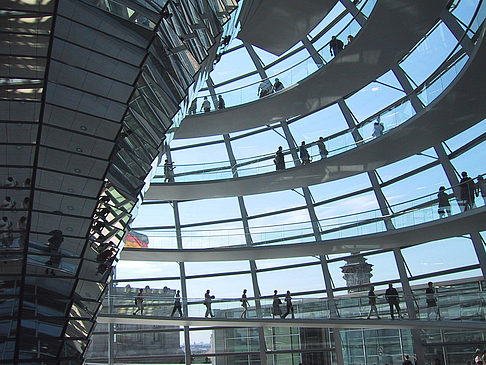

{"left": 107, "top": 276, "right": 115, "bottom": 364}
{"left": 223, "top": 134, "right": 268, "bottom": 364}
{"left": 338, "top": 100, "right": 362, "bottom": 141}
{"left": 166, "top": 145, "right": 192, "bottom": 365}
{"left": 391, "top": 65, "right": 424, "bottom": 112}
{"left": 243, "top": 41, "right": 267, "bottom": 78}
{"left": 301, "top": 36, "right": 325, "bottom": 66}
{"left": 435, "top": 144, "right": 486, "bottom": 278}
{"left": 339, "top": 96, "right": 425, "bottom": 361}
{"left": 440, "top": 9, "right": 474, "bottom": 56}
{"left": 173, "top": 201, "right": 192, "bottom": 365}
{"left": 280, "top": 121, "right": 345, "bottom": 365}
{"left": 368, "top": 170, "right": 425, "bottom": 362}
{"left": 339, "top": 0, "right": 367, "bottom": 25}
{"left": 206, "top": 76, "right": 219, "bottom": 110}
{"left": 280, "top": 120, "right": 300, "bottom": 164}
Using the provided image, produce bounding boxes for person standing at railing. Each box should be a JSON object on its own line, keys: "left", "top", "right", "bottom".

{"left": 329, "top": 35, "right": 344, "bottom": 57}
{"left": 164, "top": 159, "right": 174, "bottom": 183}
{"left": 299, "top": 141, "right": 311, "bottom": 165}
{"left": 133, "top": 289, "right": 144, "bottom": 315}
{"left": 346, "top": 35, "right": 354, "bottom": 47}
{"left": 372, "top": 119, "right": 384, "bottom": 138}
{"left": 204, "top": 289, "right": 215, "bottom": 318}
{"left": 475, "top": 175, "right": 486, "bottom": 205}
{"left": 0, "top": 216, "right": 12, "bottom": 247}
{"left": 217, "top": 95, "right": 225, "bottom": 110}
{"left": 366, "top": 285, "right": 381, "bottom": 319}
{"left": 171, "top": 290, "right": 183, "bottom": 317}
{"left": 200, "top": 96, "right": 211, "bottom": 113}
{"left": 274, "top": 146, "right": 285, "bottom": 170}
{"left": 437, "top": 186, "right": 451, "bottom": 218}
{"left": 240, "top": 289, "right": 249, "bottom": 318}
{"left": 273, "top": 78, "right": 284, "bottom": 93}
{"left": 258, "top": 79, "right": 273, "bottom": 98}
{"left": 189, "top": 98, "right": 197, "bottom": 115}
{"left": 385, "top": 283, "right": 402, "bottom": 319}
{"left": 272, "top": 290, "right": 282, "bottom": 318}
{"left": 460, "top": 171, "right": 476, "bottom": 211}
{"left": 402, "top": 354, "right": 413, "bottom": 365}
{"left": 426, "top": 281, "right": 440, "bottom": 320}
{"left": 317, "top": 137, "right": 328, "bottom": 160}
{"left": 281, "top": 290, "right": 295, "bottom": 319}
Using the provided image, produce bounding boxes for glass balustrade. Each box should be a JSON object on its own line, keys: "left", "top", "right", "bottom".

{"left": 153, "top": 49, "right": 469, "bottom": 184}
{"left": 134, "top": 175, "right": 486, "bottom": 248}
{"left": 182, "top": 0, "right": 378, "bottom": 116}
{"left": 99, "top": 290, "right": 486, "bottom": 322}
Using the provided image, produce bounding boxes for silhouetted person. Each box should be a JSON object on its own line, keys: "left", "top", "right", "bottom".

{"left": 273, "top": 78, "right": 284, "bottom": 92}
{"left": 21, "top": 197, "right": 29, "bottom": 209}
{"left": 164, "top": 159, "right": 174, "bottom": 183}
{"left": 274, "top": 146, "right": 285, "bottom": 170}
{"left": 329, "top": 36, "right": 344, "bottom": 56}
{"left": 217, "top": 95, "right": 225, "bottom": 109}
{"left": 272, "top": 290, "right": 282, "bottom": 318}
{"left": 347, "top": 35, "right": 354, "bottom": 46}
{"left": 460, "top": 171, "right": 475, "bottom": 211}
{"left": 475, "top": 175, "right": 486, "bottom": 205}
{"left": 4, "top": 177, "right": 17, "bottom": 187}
{"left": 201, "top": 96, "right": 211, "bottom": 112}
{"left": 45, "top": 230, "right": 64, "bottom": 275}
{"left": 133, "top": 289, "right": 144, "bottom": 315}
{"left": 403, "top": 354, "right": 413, "bottom": 365}
{"left": 372, "top": 120, "right": 384, "bottom": 137}
{"left": 437, "top": 186, "right": 451, "bottom": 218}
{"left": 367, "top": 285, "right": 380, "bottom": 319}
{"left": 23, "top": 178, "right": 31, "bottom": 187}
{"left": 1, "top": 196, "right": 16, "bottom": 209}
{"left": 258, "top": 79, "right": 272, "bottom": 98}
{"left": 17, "top": 216, "right": 27, "bottom": 247}
{"left": 426, "top": 281, "right": 440, "bottom": 320}
{"left": 0, "top": 216, "right": 13, "bottom": 247}
{"left": 171, "top": 290, "right": 183, "bottom": 317}
{"left": 204, "top": 289, "right": 215, "bottom": 318}
{"left": 189, "top": 98, "right": 197, "bottom": 114}
{"left": 385, "top": 283, "right": 402, "bottom": 319}
{"left": 317, "top": 137, "right": 328, "bottom": 159}
{"left": 240, "top": 289, "right": 249, "bottom": 318}
{"left": 299, "top": 141, "right": 311, "bottom": 165}
{"left": 282, "top": 290, "right": 295, "bottom": 319}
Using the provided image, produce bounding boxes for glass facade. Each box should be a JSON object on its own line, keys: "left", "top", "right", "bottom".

{"left": 1, "top": 0, "right": 238, "bottom": 362}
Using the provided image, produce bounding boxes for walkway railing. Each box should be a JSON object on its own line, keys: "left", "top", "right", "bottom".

{"left": 153, "top": 1, "right": 484, "bottom": 183}
{"left": 181, "top": 0, "right": 376, "bottom": 116}
{"left": 154, "top": 50, "right": 468, "bottom": 183}
{"left": 133, "top": 174, "right": 486, "bottom": 248}
{"left": 100, "top": 289, "right": 486, "bottom": 322}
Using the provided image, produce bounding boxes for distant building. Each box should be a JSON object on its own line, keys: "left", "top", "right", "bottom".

{"left": 341, "top": 254, "right": 373, "bottom": 292}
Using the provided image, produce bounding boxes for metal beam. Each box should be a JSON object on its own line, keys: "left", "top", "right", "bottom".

{"left": 223, "top": 134, "right": 268, "bottom": 364}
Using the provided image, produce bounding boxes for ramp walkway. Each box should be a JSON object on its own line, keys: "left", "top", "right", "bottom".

{"left": 122, "top": 205, "right": 486, "bottom": 262}
{"left": 237, "top": 0, "right": 339, "bottom": 56}
{"left": 174, "top": 0, "right": 446, "bottom": 139}
{"left": 98, "top": 314, "right": 486, "bottom": 331}
{"left": 145, "top": 30, "right": 486, "bottom": 201}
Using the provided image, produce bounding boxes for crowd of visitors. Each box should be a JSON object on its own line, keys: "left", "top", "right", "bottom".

{"left": 0, "top": 176, "right": 30, "bottom": 248}
{"left": 437, "top": 172, "right": 484, "bottom": 217}
{"left": 186, "top": 34, "right": 356, "bottom": 115}
{"left": 132, "top": 282, "right": 446, "bottom": 322}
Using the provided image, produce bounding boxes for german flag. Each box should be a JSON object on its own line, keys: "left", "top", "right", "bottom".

{"left": 124, "top": 231, "right": 149, "bottom": 248}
